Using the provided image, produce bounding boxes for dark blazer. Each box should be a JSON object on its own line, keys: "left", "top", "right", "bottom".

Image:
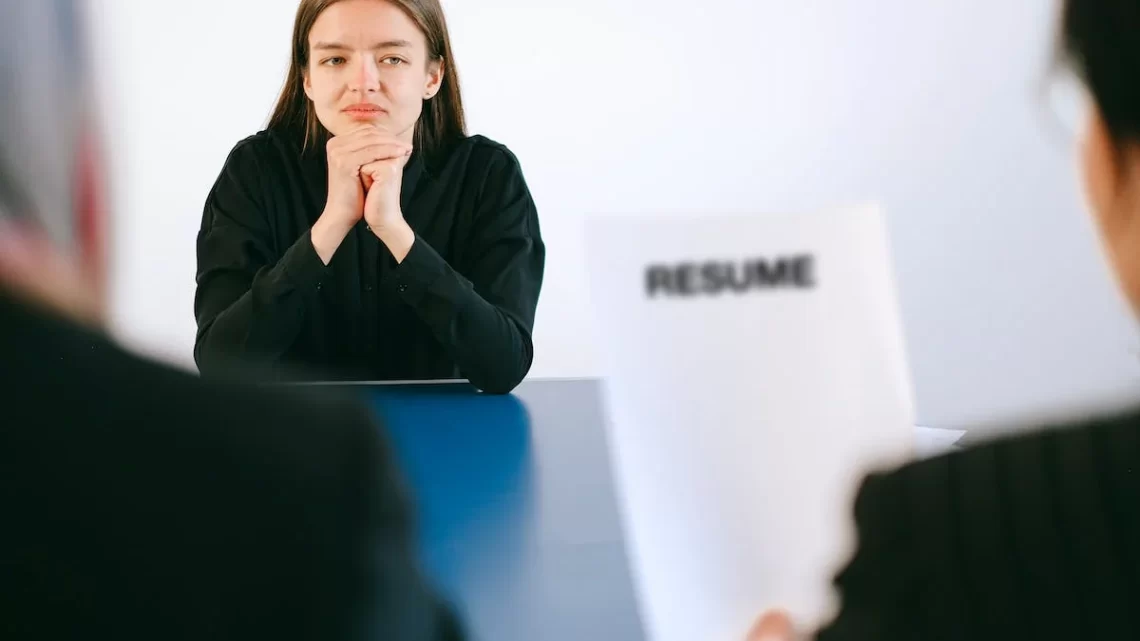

{"left": 815, "top": 408, "right": 1140, "bottom": 640}
{"left": 0, "top": 289, "right": 463, "bottom": 641}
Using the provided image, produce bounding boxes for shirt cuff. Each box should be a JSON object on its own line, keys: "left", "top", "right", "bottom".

{"left": 392, "top": 234, "right": 470, "bottom": 307}
{"left": 280, "top": 229, "right": 332, "bottom": 293}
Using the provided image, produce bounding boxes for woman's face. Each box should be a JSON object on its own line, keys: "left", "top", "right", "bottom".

{"left": 303, "top": 0, "right": 443, "bottom": 141}
{"left": 1079, "top": 108, "right": 1140, "bottom": 317}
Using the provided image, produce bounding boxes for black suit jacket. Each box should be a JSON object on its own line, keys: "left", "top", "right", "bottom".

{"left": 0, "top": 289, "right": 463, "bottom": 640}
{"left": 815, "top": 408, "right": 1140, "bottom": 640}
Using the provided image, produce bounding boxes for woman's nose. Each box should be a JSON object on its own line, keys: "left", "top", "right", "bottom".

{"left": 351, "top": 56, "right": 381, "bottom": 93}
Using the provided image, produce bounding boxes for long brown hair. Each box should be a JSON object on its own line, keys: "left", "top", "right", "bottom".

{"left": 266, "top": 0, "right": 467, "bottom": 157}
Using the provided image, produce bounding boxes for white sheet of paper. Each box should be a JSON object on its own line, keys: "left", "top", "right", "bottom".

{"left": 914, "top": 426, "right": 967, "bottom": 457}
{"left": 583, "top": 204, "right": 918, "bottom": 641}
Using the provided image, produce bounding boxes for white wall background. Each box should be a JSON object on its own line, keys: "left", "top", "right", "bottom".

{"left": 88, "top": 0, "right": 1140, "bottom": 428}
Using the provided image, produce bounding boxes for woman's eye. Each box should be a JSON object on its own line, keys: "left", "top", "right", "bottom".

{"left": 322, "top": 57, "right": 345, "bottom": 66}
{"left": 381, "top": 57, "right": 404, "bottom": 66}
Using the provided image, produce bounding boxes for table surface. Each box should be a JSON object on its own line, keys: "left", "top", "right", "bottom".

{"left": 362, "top": 378, "right": 646, "bottom": 641}
{"left": 353, "top": 378, "right": 964, "bottom": 641}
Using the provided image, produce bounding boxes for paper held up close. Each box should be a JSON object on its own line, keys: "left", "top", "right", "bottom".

{"left": 582, "top": 203, "right": 917, "bottom": 641}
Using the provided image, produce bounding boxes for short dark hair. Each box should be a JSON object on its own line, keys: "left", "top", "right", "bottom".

{"left": 1060, "top": 0, "right": 1140, "bottom": 149}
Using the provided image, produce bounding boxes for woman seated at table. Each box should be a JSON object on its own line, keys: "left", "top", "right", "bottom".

{"left": 193, "top": 0, "right": 544, "bottom": 393}
{"left": 749, "top": 0, "right": 1140, "bottom": 639}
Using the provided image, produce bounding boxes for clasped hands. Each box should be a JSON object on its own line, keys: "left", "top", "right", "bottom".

{"left": 323, "top": 124, "right": 415, "bottom": 260}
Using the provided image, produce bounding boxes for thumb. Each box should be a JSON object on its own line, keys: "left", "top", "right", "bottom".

{"left": 748, "top": 609, "right": 797, "bottom": 641}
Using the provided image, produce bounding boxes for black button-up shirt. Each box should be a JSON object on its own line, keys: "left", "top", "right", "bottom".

{"left": 193, "top": 129, "right": 544, "bottom": 393}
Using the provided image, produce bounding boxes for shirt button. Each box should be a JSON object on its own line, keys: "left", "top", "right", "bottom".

{"left": 316, "top": 282, "right": 322, "bottom": 291}
{"left": 397, "top": 284, "right": 408, "bottom": 293}
{"left": 364, "top": 284, "right": 373, "bottom": 292}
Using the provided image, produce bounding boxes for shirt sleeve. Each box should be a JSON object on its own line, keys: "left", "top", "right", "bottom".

{"left": 386, "top": 147, "right": 545, "bottom": 394}
{"left": 193, "top": 137, "right": 331, "bottom": 376}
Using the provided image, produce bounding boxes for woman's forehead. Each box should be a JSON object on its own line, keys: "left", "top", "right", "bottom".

{"left": 308, "top": 0, "right": 426, "bottom": 50}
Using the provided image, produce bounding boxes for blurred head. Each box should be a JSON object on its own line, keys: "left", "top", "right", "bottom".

{"left": 0, "top": 0, "right": 106, "bottom": 326}
{"left": 268, "top": 0, "right": 466, "bottom": 156}
{"left": 1062, "top": 0, "right": 1140, "bottom": 316}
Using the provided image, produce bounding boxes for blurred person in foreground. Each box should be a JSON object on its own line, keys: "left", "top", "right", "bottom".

{"left": 749, "top": 0, "right": 1140, "bottom": 639}
{"left": 0, "top": 2, "right": 462, "bottom": 640}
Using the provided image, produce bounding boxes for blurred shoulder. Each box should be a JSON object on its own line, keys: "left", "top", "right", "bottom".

{"left": 145, "top": 358, "right": 385, "bottom": 467}
{"left": 135, "top": 358, "right": 401, "bottom": 512}
{"left": 3, "top": 292, "right": 389, "bottom": 483}
{"left": 855, "top": 405, "right": 1140, "bottom": 519}
{"left": 821, "top": 408, "right": 1140, "bottom": 640}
